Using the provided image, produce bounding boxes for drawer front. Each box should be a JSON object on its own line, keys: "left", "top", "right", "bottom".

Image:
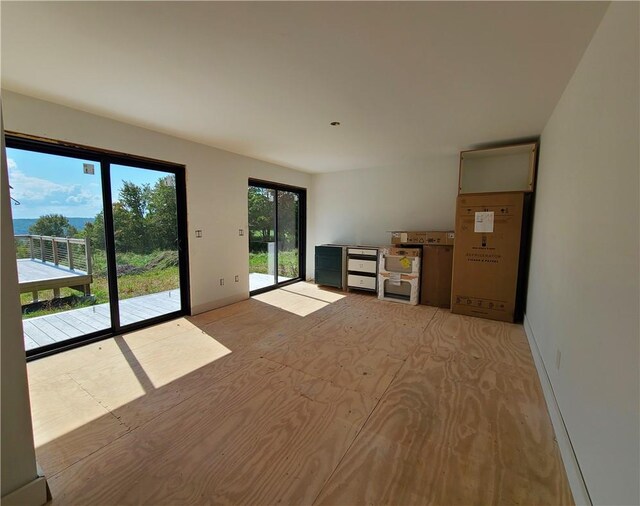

{"left": 347, "top": 258, "right": 377, "bottom": 274}
{"left": 348, "top": 274, "right": 376, "bottom": 290}
{"left": 347, "top": 248, "right": 377, "bottom": 257}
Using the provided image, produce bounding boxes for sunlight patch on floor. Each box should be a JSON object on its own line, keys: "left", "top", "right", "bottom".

{"left": 252, "top": 283, "right": 345, "bottom": 317}
{"left": 29, "top": 322, "right": 232, "bottom": 446}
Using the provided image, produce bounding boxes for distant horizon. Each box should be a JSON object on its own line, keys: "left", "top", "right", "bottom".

{"left": 12, "top": 216, "right": 96, "bottom": 220}
{"left": 12, "top": 217, "right": 95, "bottom": 235}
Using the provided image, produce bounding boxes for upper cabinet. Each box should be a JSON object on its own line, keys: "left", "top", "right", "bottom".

{"left": 458, "top": 142, "right": 538, "bottom": 194}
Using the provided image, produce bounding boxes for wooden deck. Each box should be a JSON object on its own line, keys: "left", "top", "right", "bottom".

{"left": 23, "top": 289, "right": 181, "bottom": 351}
{"left": 17, "top": 258, "right": 92, "bottom": 296}
{"left": 249, "top": 272, "right": 292, "bottom": 291}
{"left": 27, "top": 282, "right": 572, "bottom": 505}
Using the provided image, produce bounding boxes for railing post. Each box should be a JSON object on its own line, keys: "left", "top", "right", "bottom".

{"left": 67, "top": 238, "right": 74, "bottom": 270}
{"left": 52, "top": 237, "right": 59, "bottom": 266}
{"left": 39, "top": 237, "right": 44, "bottom": 262}
{"left": 29, "top": 235, "right": 34, "bottom": 259}
{"left": 85, "top": 237, "right": 92, "bottom": 275}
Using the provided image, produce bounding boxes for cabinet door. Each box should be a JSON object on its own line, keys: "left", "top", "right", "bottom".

{"left": 315, "top": 246, "right": 343, "bottom": 288}
{"left": 316, "top": 268, "right": 342, "bottom": 288}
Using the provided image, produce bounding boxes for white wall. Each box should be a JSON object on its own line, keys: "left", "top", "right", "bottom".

{"left": 0, "top": 113, "right": 41, "bottom": 501}
{"left": 526, "top": 3, "right": 639, "bottom": 505}
{"left": 2, "top": 91, "right": 313, "bottom": 314}
{"left": 312, "top": 157, "right": 459, "bottom": 254}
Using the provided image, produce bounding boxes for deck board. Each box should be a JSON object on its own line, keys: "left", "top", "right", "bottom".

{"left": 17, "top": 258, "right": 91, "bottom": 295}
{"left": 17, "top": 258, "right": 88, "bottom": 283}
{"left": 23, "top": 290, "right": 181, "bottom": 351}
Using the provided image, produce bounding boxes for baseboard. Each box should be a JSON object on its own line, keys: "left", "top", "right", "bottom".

{"left": 1, "top": 474, "right": 49, "bottom": 506}
{"left": 523, "top": 315, "right": 592, "bottom": 506}
{"left": 190, "top": 293, "right": 248, "bottom": 316}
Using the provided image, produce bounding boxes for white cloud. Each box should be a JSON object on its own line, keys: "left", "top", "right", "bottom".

{"left": 66, "top": 190, "right": 101, "bottom": 207}
{"left": 7, "top": 159, "right": 103, "bottom": 218}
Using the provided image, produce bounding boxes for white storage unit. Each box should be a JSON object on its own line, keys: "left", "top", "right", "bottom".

{"left": 346, "top": 247, "right": 378, "bottom": 292}
{"left": 378, "top": 247, "right": 421, "bottom": 305}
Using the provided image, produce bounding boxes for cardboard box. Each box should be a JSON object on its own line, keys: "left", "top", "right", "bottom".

{"left": 391, "top": 231, "right": 455, "bottom": 245}
{"left": 378, "top": 272, "right": 420, "bottom": 305}
{"left": 420, "top": 245, "right": 453, "bottom": 308}
{"left": 386, "top": 247, "right": 421, "bottom": 258}
{"left": 451, "top": 192, "right": 524, "bottom": 322}
{"left": 378, "top": 247, "right": 420, "bottom": 305}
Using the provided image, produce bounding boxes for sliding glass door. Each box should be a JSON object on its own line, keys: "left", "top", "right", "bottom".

{"left": 6, "top": 136, "right": 189, "bottom": 358}
{"left": 110, "top": 164, "right": 182, "bottom": 326}
{"left": 248, "top": 180, "right": 305, "bottom": 294}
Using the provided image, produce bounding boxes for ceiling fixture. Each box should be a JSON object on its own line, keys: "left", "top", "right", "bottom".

{"left": 330, "top": 121, "right": 341, "bottom": 126}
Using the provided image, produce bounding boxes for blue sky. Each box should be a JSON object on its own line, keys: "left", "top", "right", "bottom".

{"left": 7, "top": 148, "right": 169, "bottom": 219}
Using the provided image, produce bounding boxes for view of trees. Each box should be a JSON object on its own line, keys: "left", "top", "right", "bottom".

{"left": 85, "top": 175, "right": 178, "bottom": 254}
{"left": 19, "top": 175, "right": 180, "bottom": 315}
{"left": 27, "top": 176, "right": 177, "bottom": 255}
{"left": 248, "top": 186, "right": 299, "bottom": 252}
{"left": 248, "top": 186, "right": 300, "bottom": 278}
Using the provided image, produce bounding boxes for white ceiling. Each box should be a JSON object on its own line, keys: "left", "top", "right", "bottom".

{"left": 1, "top": 1, "right": 608, "bottom": 173}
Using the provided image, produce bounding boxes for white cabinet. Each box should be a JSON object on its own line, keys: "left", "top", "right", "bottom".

{"left": 346, "top": 247, "right": 378, "bottom": 292}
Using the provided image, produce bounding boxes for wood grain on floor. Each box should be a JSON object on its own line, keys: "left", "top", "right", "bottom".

{"left": 27, "top": 282, "right": 573, "bottom": 505}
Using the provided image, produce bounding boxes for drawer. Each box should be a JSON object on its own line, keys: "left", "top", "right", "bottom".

{"left": 347, "top": 258, "right": 377, "bottom": 274}
{"left": 347, "top": 248, "right": 377, "bottom": 257}
{"left": 348, "top": 274, "right": 376, "bottom": 290}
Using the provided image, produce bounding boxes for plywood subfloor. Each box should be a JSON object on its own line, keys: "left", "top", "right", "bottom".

{"left": 27, "top": 282, "right": 572, "bottom": 505}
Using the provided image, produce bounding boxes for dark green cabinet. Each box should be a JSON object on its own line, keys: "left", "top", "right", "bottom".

{"left": 315, "top": 246, "right": 344, "bottom": 289}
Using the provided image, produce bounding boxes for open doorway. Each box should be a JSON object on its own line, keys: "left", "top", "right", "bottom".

{"left": 248, "top": 179, "right": 306, "bottom": 294}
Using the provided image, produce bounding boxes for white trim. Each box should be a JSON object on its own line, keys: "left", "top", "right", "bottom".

{"left": 523, "top": 314, "right": 592, "bottom": 506}
{"left": 0, "top": 475, "right": 48, "bottom": 506}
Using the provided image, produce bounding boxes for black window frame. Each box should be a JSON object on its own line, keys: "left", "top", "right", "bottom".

{"left": 6, "top": 132, "right": 191, "bottom": 361}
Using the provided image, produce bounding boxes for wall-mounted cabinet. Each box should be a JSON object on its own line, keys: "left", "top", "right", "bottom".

{"left": 459, "top": 143, "right": 537, "bottom": 194}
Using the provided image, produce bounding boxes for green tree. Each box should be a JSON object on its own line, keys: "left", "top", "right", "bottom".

{"left": 277, "top": 191, "right": 299, "bottom": 250}
{"left": 84, "top": 211, "right": 105, "bottom": 250}
{"left": 147, "top": 175, "right": 177, "bottom": 250}
{"left": 248, "top": 186, "right": 274, "bottom": 246}
{"left": 29, "top": 214, "right": 78, "bottom": 237}
{"left": 114, "top": 181, "right": 150, "bottom": 253}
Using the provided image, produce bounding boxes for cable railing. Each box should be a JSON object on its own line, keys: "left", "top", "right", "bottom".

{"left": 14, "top": 234, "right": 92, "bottom": 275}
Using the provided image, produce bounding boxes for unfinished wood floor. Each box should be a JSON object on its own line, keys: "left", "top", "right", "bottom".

{"left": 27, "top": 282, "right": 572, "bottom": 506}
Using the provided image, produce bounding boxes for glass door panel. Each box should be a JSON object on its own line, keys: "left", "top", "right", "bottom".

{"left": 248, "top": 186, "right": 277, "bottom": 291}
{"left": 7, "top": 147, "right": 111, "bottom": 351}
{"left": 110, "top": 164, "right": 181, "bottom": 326}
{"left": 277, "top": 190, "right": 299, "bottom": 282}
{"left": 248, "top": 181, "right": 305, "bottom": 294}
